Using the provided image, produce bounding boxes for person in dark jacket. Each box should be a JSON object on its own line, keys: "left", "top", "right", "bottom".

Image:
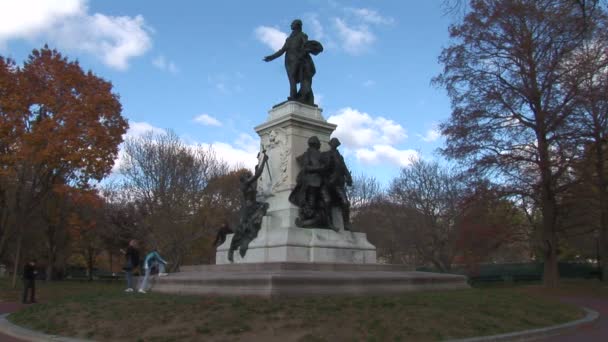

{"left": 22, "top": 259, "right": 37, "bottom": 304}
{"left": 120, "top": 240, "right": 140, "bottom": 292}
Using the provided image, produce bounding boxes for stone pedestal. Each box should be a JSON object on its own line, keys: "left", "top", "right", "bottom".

{"left": 216, "top": 226, "right": 376, "bottom": 264}
{"left": 217, "top": 101, "right": 377, "bottom": 264}
{"left": 152, "top": 263, "right": 469, "bottom": 297}
{"left": 156, "top": 102, "right": 470, "bottom": 297}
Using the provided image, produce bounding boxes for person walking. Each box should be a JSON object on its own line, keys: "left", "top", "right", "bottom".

{"left": 22, "top": 259, "right": 37, "bottom": 304}
{"left": 120, "top": 240, "right": 140, "bottom": 292}
{"left": 138, "top": 249, "right": 168, "bottom": 294}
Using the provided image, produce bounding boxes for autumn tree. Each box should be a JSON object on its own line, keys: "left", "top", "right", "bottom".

{"left": 98, "top": 183, "right": 143, "bottom": 272}
{"left": 434, "top": 0, "right": 606, "bottom": 287}
{"left": 119, "top": 131, "right": 229, "bottom": 270}
{"left": 453, "top": 185, "right": 530, "bottom": 274}
{"left": 66, "top": 189, "right": 105, "bottom": 280}
{"left": 347, "top": 173, "right": 383, "bottom": 210}
{"left": 0, "top": 46, "right": 127, "bottom": 285}
{"left": 352, "top": 196, "right": 422, "bottom": 265}
{"left": 388, "top": 159, "right": 466, "bottom": 271}
{"left": 566, "top": 32, "right": 608, "bottom": 279}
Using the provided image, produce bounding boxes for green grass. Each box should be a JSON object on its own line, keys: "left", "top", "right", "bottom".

{"left": 1, "top": 278, "right": 586, "bottom": 342}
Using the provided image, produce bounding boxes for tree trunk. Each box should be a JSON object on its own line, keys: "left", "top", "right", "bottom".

{"left": 109, "top": 251, "right": 113, "bottom": 273}
{"left": 601, "top": 228, "right": 608, "bottom": 282}
{"left": 537, "top": 128, "right": 560, "bottom": 288}
{"left": 11, "top": 233, "right": 23, "bottom": 288}
{"left": 46, "top": 247, "right": 56, "bottom": 281}
{"left": 45, "top": 225, "right": 57, "bottom": 281}
{"left": 594, "top": 141, "right": 608, "bottom": 282}
{"left": 0, "top": 209, "right": 10, "bottom": 260}
{"left": 87, "top": 249, "right": 94, "bottom": 281}
{"left": 543, "top": 237, "right": 559, "bottom": 288}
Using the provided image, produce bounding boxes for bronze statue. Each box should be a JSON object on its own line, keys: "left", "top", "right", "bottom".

{"left": 289, "top": 136, "right": 335, "bottom": 230}
{"left": 322, "top": 138, "right": 353, "bottom": 230}
{"left": 263, "top": 19, "right": 323, "bottom": 106}
{"left": 228, "top": 152, "right": 270, "bottom": 262}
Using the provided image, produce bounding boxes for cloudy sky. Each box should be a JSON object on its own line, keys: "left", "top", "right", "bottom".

{"left": 0, "top": 0, "right": 453, "bottom": 184}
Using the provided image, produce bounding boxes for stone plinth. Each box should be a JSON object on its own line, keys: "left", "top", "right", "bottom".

{"left": 216, "top": 226, "right": 376, "bottom": 264}
{"left": 151, "top": 263, "right": 469, "bottom": 297}
{"left": 253, "top": 101, "right": 336, "bottom": 230}
{"left": 217, "top": 101, "right": 377, "bottom": 265}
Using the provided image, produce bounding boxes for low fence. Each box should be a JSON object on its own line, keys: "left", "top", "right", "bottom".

{"left": 417, "top": 262, "right": 601, "bottom": 285}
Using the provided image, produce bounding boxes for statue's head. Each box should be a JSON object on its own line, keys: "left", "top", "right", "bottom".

{"left": 291, "top": 19, "right": 303, "bottom": 31}
{"left": 307, "top": 136, "right": 321, "bottom": 149}
{"left": 240, "top": 170, "right": 253, "bottom": 182}
{"left": 329, "top": 137, "right": 341, "bottom": 148}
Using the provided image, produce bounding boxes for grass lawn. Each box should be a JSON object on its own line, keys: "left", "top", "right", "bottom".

{"left": 1, "top": 278, "right": 586, "bottom": 342}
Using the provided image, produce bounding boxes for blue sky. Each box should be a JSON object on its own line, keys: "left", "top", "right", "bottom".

{"left": 0, "top": 0, "right": 454, "bottom": 184}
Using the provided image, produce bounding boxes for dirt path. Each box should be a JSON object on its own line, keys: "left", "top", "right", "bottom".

{"left": 0, "top": 302, "right": 29, "bottom": 342}
{"left": 538, "top": 297, "right": 608, "bottom": 341}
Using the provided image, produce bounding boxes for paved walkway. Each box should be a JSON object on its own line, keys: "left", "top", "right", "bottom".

{"left": 538, "top": 297, "right": 608, "bottom": 341}
{"left": 0, "top": 302, "right": 29, "bottom": 342}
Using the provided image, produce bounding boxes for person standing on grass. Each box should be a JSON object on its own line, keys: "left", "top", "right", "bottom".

{"left": 120, "top": 239, "right": 140, "bottom": 292}
{"left": 22, "top": 259, "right": 37, "bottom": 304}
{"left": 138, "top": 249, "right": 169, "bottom": 294}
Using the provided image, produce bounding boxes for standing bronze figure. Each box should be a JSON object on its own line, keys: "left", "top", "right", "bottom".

{"left": 228, "top": 153, "right": 270, "bottom": 262}
{"left": 322, "top": 138, "right": 353, "bottom": 230}
{"left": 263, "top": 19, "right": 323, "bottom": 106}
{"left": 289, "top": 136, "right": 335, "bottom": 231}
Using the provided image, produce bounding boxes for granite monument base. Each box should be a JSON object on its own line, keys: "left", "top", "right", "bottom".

{"left": 150, "top": 262, "right": 469, "bottom": 297}
{"left": 215, "top": 225, "right": 377, "bottom": 264}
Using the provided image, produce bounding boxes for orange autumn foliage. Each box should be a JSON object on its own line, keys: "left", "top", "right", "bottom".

{"left": 0, "top": 46, "right": 128, "bottom": 262}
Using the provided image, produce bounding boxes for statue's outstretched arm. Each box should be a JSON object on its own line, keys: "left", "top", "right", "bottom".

{"left": 248, "top": 154, "right": 268, "bottom": 184}
{"left": 263, "top": 44, "right": 286, "bottom": 62}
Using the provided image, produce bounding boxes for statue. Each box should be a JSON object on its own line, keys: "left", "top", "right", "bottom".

{"left": 289, "top": 136, "right": 336, "bottom": 231}
{"left": 322, "top": 138, "right": 353, "bottom": 230}
{"left": 263, "top": 19, "right": 323, "bottom": 106}
{"left": 228, "top": 152, "right": 270, "bottom": 262}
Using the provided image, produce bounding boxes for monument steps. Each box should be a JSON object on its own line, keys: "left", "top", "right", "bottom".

{"left": 150, "top": 263, "right": 468, "bottom": 297}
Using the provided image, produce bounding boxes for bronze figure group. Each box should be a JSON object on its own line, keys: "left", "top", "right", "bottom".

{"left": 289, "top": 136, "right": 353, "bottom": 231}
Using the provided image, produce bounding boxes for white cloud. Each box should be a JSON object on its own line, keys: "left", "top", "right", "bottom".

{"left": 348, "top": 8, "right": 395, "bottom": 25}
{"left": 356, "top": 145, "right": 419, "bottom": 167}
{"left": 254, "top": 26, "right": 286, "bottom": 51}
{"left": 125, "top": 121, "right": 166, "bottom": 137}
{"left": 112, "top": 122, "right": 259, "bottom": 173}
{"left": 197, "top": 134, "right": 259, "bottom": 171}
{"left": 152, "top": 55, "right": 178, "bottom": 74}
{"left": 327, "top": 107, "right": 416, "bottom": 167}
{"left": 306, "top": 14, "right": 325, "bottom": 40}
{"left": 204, "top": 142, "right": 258, "bottom": 170}
{"left": 194, "top": 114, "right": 222, "bottom": 127}
{"left": 419, "top": 128, "right": 441, "bottom": 142}
{"left": 0, "top": 0, "right": 84, "bottom": 44}
{"left": 328, "top": 107, "right": 406, "bottom": 148}
{"left": 363, "top": 80, "right": 376, "bottom": 87}
{"left": 0, "top": 0, "right": 151, "bottom": 70}
{"left": 235, "top": 133, "right": 259, "bottom": 152}
{"left": 333, "top": 18, "right": 375, "bottom": 55}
